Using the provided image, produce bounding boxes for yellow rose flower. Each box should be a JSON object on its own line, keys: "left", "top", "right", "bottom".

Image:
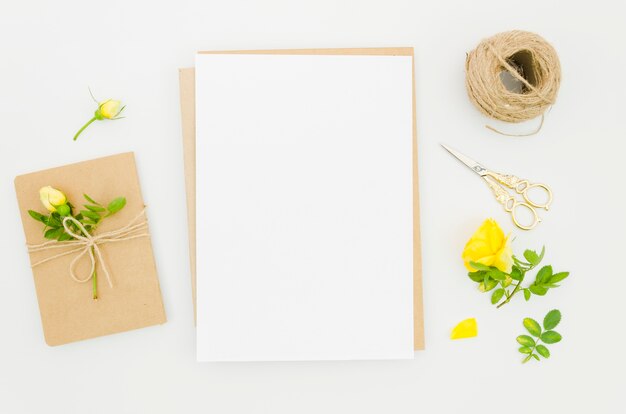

{"left": 462, "top": 218, "right": 513, "bottom": 273}
{"left": 73, "top": 91, "right": 125, "bottom": 141}
{"left": 39, "top": 186, "right": 67, "bottom": 212}
{"left": 97, "top": 99, "right": 123, "bottom": 119}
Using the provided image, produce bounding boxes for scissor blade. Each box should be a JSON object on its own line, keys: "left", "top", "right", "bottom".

{"left": 441, "top": 144, "right": 487, "bottom": 176}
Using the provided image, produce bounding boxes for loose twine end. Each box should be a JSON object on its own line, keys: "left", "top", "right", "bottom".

{"left": 485, "top": 113, "right": 545, "bottom": 137}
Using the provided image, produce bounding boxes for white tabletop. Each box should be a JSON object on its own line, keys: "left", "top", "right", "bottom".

{"left": 1, "top": 1, "right": 624, "bottom": 413}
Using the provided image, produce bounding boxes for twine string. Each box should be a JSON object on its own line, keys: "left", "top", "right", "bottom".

{"left": 27, "top": 209, "right": 149, "bottom": 287}
{"left": 484, "top": 43, "right": 553, "bottom": 104}
{"left": 465, "top": 30, "right": 561, "bottom": 136}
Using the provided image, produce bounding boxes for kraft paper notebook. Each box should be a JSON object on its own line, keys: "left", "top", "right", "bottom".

{"left": 15, "top": 153, "right": 166, "bottom": 346}
{"left": 179, "top": 48, "right": 424, "bottom": 359}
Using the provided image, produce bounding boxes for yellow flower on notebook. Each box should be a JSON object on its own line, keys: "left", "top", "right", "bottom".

{"left": 28, "top": 191, "right": 127, "bottom": 299}
{"left": 462, "top": 218, "right": 513, "bottom": 273}
{"left": 39, "top": 186, "right": 69, "bottom": 216}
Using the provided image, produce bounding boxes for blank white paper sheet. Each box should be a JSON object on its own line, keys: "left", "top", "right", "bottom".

{"left": 195, "top": 53, "right": 414, "bottom": 361}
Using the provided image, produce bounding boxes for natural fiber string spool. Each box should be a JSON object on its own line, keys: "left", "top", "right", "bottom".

{"left": 465, "top": 30, "right": 561, "bottom": 136}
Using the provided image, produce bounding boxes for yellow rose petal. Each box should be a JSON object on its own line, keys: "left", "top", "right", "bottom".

{"left": 493, "top": 234, "right": 513, "bottom": 273}
{"left": 39, "top": 186, "right": 67, "bottom": 212}
{"left": 450, "top": 318, "right": 478, "bottom": 340}
{"left": 462, "top": 219, "right": 513, "bottom": 273}
{"left": 99, "top": 99, "right": 122, "bottom": 119}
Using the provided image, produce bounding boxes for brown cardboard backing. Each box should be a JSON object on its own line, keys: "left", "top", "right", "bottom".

{"left": 15, "top": 152, "right": 166, "bottom": 346}
{"left": 179, "top": 48, "right": 424, "bottom": 350}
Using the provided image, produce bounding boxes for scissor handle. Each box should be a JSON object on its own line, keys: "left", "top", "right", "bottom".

{"left": 487, "top": 172, "right": 553, "bottom": 210}
{"left": 509, "top": 201, "right": 541, "bottom": 230}
{"left": 522, "top": 182, "right": 553, "bottom": 210}
{"left": 484, "top": 176, "right": 542, "bottom": 231}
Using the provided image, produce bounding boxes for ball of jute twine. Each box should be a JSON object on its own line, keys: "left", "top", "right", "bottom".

{"left": 465, "top": 30, "right": 561, "bottom": 136}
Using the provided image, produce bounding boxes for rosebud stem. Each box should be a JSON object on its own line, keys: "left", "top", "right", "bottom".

{"left": 73, "top": 116, "right": 97, "bottom": 141}
{"left": 496, "top": 280, "right": 522, "bottom": 308}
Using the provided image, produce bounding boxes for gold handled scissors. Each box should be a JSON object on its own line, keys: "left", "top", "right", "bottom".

{"left": 441, "top": 144, "right": 553, "bottom": 230}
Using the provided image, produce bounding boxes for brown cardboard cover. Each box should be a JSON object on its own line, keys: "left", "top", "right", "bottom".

{"left": 15, "top": 152, "right": 166, "bottom": 346}
{"left": 179, "top": 48, "right": 424, "bottom": 349}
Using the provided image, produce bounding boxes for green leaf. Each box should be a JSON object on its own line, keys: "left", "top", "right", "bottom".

{"left": 489, "top": 269, "right": 506, "bottom": 281}
{"left": 44, "top": 227, "right": 65, "bottom": 240}
{"left": 510, "top": 266, "right": 523, "bottom": 281}
{"left": 523, "top": 318, "right": 542, "bottom": 337}
{"left": 522, "top": 354, "right": 533, "bottom": 363}
{"left": 480, "top": 279, "right": 498, "bottom": 292}
{"left": 537, "top": 246, "right": 546, "bottom": 263}
{"left": 536, "top": 344, "right": 550, "bottom": 358}
{"left": 84, "top": 204, "right": 106, "bottom": 212}
{"left": 540, "top": 331, "right": 562, "bottom": 344}
{"left": 518, "top": 346, "right": 532, "bottom": 354}
{"left": 469, "top": 261, "right": 491, "bottom": 271}
{"left": 468, "top": 271, "right": 485, "bottom": 283}
{"left": 529, "top": 285, "right": 548, "bottom": 296}
{"left": 107, "top": 197, "right": 126, "bottom": 214}
{"left": 549, "top": 272, "right": 570, "bottom": 284}
{"left": 524, "top": 249, "right": 540, "bottom": 265}
{"left": 83, "top": 194, "right": 101, "bottom": 205}
{"left": 47, "top": 214, "right": 62, "bottom": 227}
{"left": 536, "top": 265, "right": 553, "bottom": 283}
{"left": 523, "top": 289, "right": 531, "bottom": 301}
{"left": 543, "top": 310, "right": 561, "bottom": 330}
{"left": 28, "top": 210, "right": 45, "bottom": 223}
{"left": 57, "top": 232, "right": 72, "bottom": 242}
{"left": 491, "top": 288, "right": 505, "bottom": 304}
{"left": 80, "top": 210, "right": 101, "bottom": 221}
{"left": 517, "top": 335, "right": 535, "bottom": 347}
{"left": 532, "top": 354, "right": 540, "bottom": 361}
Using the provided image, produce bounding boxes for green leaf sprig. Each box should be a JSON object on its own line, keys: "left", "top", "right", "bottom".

{"left": 468, "top": 247, "right": 569, "bottom": 308}
{"left": 517, "top": 309, "right": 563, "bottom": 363}
{"left": 28, "top": 193, "right": 126, "bottom": 299}
{"left": 29, "top": 194, "right": 126, "bottom": 240}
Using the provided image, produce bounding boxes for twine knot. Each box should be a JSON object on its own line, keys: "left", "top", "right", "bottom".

{"left": 26, "top": 209, "right": 149, "bottom": 288}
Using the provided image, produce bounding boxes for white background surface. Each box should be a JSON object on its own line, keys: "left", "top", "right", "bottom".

{"left": 195, "top": 54, "right": 414, "bottom": 361}
{"left": 0, "top": 0, "right": 624, "bottom": 413}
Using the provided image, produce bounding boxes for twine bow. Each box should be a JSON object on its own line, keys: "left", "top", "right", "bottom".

{"left": 27, "top": 209, "right": 149, "bottom": 287}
